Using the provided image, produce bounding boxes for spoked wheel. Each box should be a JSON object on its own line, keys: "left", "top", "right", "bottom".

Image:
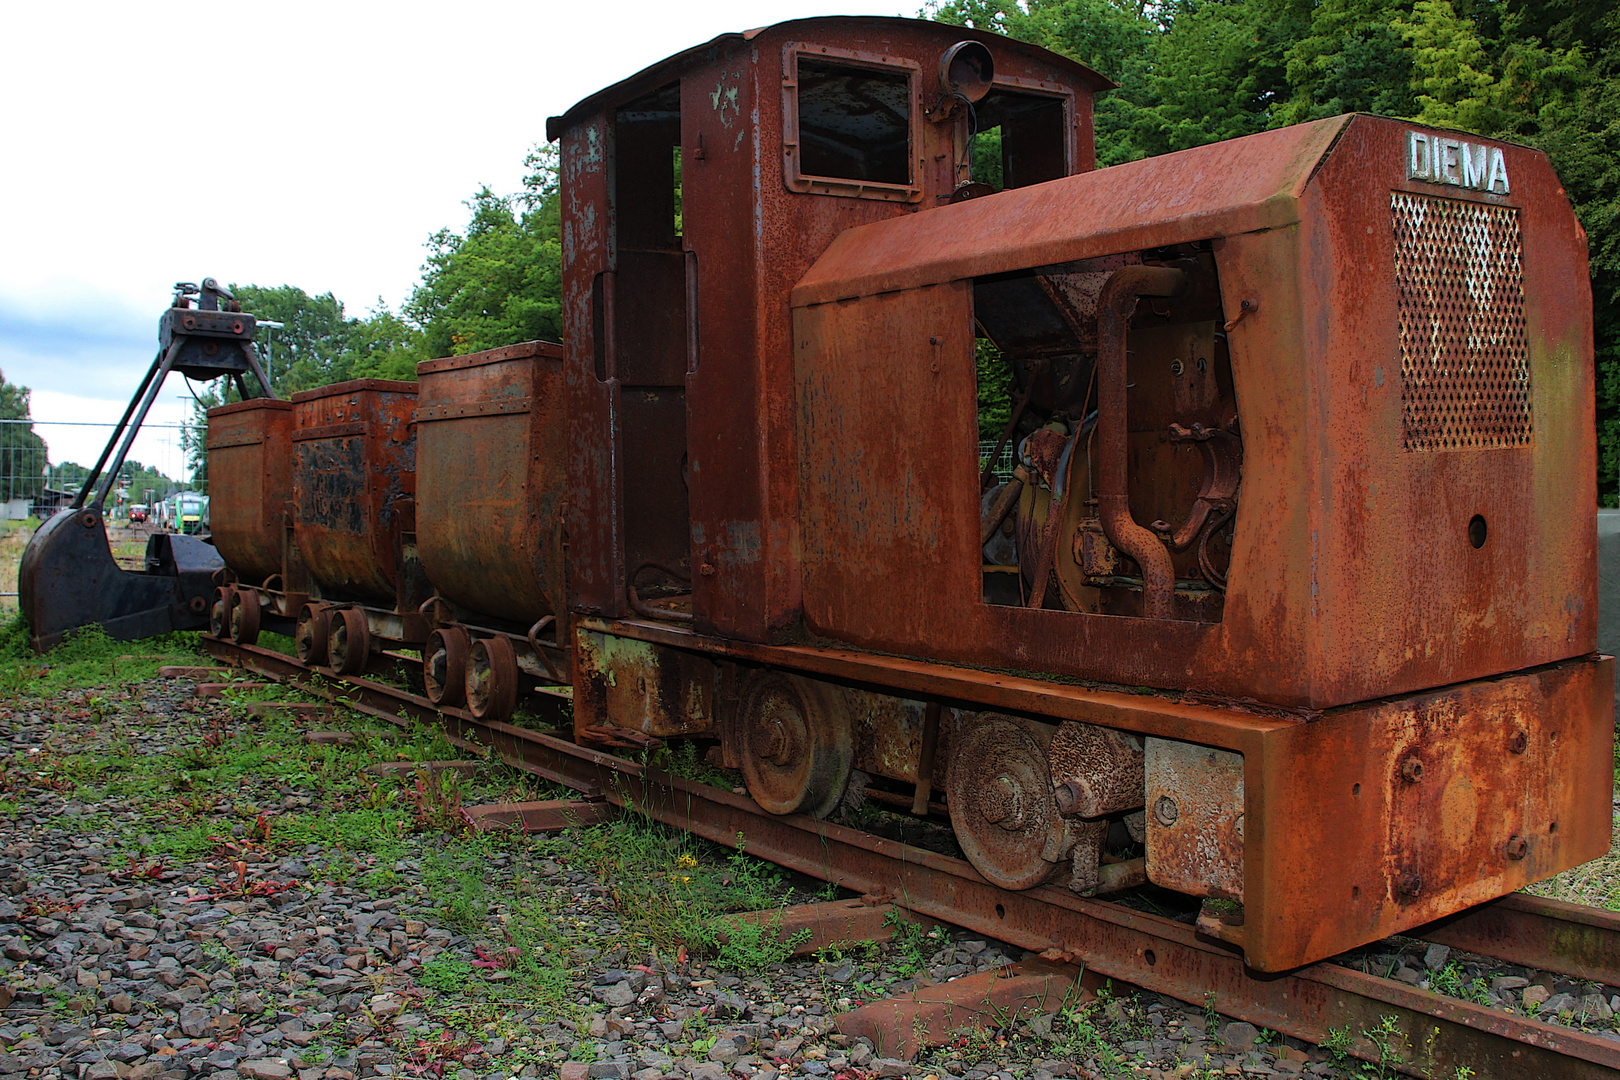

{"left": 230, "top": 589, "right": 261, "bottom": 645}
{"left": 328, "top": 608, "right": 371, "bottom": 675}
{"left": 947, "top": 712, "right": 1063, "bottom": 891}
{"left": 424, "top": 626, "right": 470, "bottom": 707}
{"left": 466, "top": 636, "right": 518, "bottom": 720}
{"left": 737, "top": 672, "right": 853, "bottom": 819}
{"left": 209, "top": 587, "right": 234, "bottom": 638}
{"left": 295, "top": 604, "right": 331, "bottom": 666}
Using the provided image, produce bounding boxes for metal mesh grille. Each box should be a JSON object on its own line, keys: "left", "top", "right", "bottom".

{"left": 1392, "top": 192, "right": 1531, "bottom": 452}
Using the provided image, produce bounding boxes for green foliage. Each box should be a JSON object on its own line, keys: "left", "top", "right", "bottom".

{"left": 0, "top": 613, "right": 204, "bottom": 694}
{"left": 0, "top": 372, "right": 46, "bottom": 503}
{"left": 975, "top": 340, "right": 1013, "bottom": 444}
{"left": 1398, "top": 0, "right": 1501, "bottom": 130}
{"left": 1429, "top": 960, "right": 1492, "bottom": 1003}
{"left": 569, "top": 819, "right": 801, "bottom": 971}
{"left": 405, "top": 145, "right": 564, "bottom": 359}
{"left": 883, "top": 908, "right": 949, "bottom": 978}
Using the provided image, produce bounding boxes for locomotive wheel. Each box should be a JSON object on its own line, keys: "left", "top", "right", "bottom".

{"left": 466, "top": 636, "right": 518, "bottom": 720}
{"left": 230, "top": 589, "right": 261, "bottom": 646}
{"left": 737, "top": 672, "right": 852, "bottom": 819}
{"left": 424, "top": 627, "right": 470, "bottom": 707}
{"left": 328, "top": 608, "right": 372, "bottom": 675}
{"left": 295, "top": 604, "right": 331, "bottom": 666}
{"left": 947, "top": 713, "right": 1063, "bottom": 891}
{"left": 209, "top": 587, "right": 234, "bottom": 638}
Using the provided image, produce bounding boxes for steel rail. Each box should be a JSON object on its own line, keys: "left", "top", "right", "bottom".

{"left": 1413, "top": 892, "right": 1620, "bottom": 988}
{"left": 199, "top": 637, "right": 1620, "bottom": 1079}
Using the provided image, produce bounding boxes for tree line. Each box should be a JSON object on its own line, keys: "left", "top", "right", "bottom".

{"left": 203, "top": 0, "right": 1617, "bottom": 499}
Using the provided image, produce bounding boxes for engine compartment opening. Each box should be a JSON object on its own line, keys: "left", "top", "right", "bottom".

{"left": 974, "top": 242, "right": 1240, "bottom": 622}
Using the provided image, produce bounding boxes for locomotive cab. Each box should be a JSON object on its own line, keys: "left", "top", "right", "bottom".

{"left": 547, "top": 17, "right": 1110, "bottom": 641}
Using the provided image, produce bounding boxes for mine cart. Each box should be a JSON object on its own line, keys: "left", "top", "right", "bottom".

{"left": 288, "top": 378, "right": 428, "bottom": 673}
{"left": 413, "top": 340, "right": 571, "bottom": 718}
{"left": 205, "top": 398, "right": 304, "bottom": 644}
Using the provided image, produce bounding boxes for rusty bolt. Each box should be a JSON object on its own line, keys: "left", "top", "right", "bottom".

{"left": 182, "top": 315, "right": 195, "bottom": 329}
{"left": 1397, "top": 872, "right": 1423, "bottom": 898}
{"left": 1506, "top": 836, "right": 1529, "bottom": 861}
{"left": 231, "top": 320, "right": 244, "bottom": 334}
{"left": 759, "top": 722, "right": 788, "bottom": 764}
{"left": 700, "top": 563, "right": 717, "bottom": 577}
{"left": 1510, "top": 730, "right": 1528, "bottom": 754}
{"left": 982, "top": 775, "right": 1027, "bottom": 830}
{"left": 1400, "top": 757, "right": 1424, "bottom": 783}
{"left": 1052, "top": 781, "right": 1085, "bottom": 816}
{"left": 1153, "top": 795, "right": 1179, "bottom": 827}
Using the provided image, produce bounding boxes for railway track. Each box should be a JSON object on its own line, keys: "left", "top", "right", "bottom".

{"left": 198, "top": 636, "right": 1620, "bottom": 1079}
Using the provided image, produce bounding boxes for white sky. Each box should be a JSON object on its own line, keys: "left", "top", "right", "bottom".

{"left": 0, "top": 0, "right": 909, "bottom": 478}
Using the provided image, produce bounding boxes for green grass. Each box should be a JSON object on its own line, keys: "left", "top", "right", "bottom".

{"left": 562, "top": 815, "right": 806, "bottom": 972}
{"left": 0, "top": 614, "right": 206, "bottom": 696}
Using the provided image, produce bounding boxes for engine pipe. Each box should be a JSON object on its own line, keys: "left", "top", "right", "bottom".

{"left": 1096, "top": 265, "right": 1186, "bottom": 621}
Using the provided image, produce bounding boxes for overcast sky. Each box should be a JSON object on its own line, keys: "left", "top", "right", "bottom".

{"left": 0, "top": 0, "right": 909, "bottom": 478}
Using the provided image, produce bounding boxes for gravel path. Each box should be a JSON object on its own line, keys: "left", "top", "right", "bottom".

{"left": 0, "top": 660, "right": 1616, "bottom": 1080}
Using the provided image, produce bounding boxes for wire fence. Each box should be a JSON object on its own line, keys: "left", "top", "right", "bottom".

{"left": 979, "top": 440, "right": 1016, "bottom": 485}
{"left": 0, "top": 416, "right": 207, "bottom": 611}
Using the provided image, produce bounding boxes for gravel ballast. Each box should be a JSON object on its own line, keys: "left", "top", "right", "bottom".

{"left": 1, "top": 659, "right": 1618, "bottom": 1080}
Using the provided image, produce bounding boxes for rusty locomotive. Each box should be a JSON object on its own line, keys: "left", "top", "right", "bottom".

{"left": 201, "top": 17, "right": 1612, "bottom": 973}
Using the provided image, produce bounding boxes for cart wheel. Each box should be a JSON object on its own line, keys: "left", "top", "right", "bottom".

{"left": 424, "top": 626, "right": 471, "bottom": 707}
{"left": 230, "top": 589, "right": 261, "bottom": 646}
{"left": 328, "top": 608, "right": 371, "bottom": 675}
{"left": 946, "top": 713, "right": 1063, "bottom": 891}
{"left": 737, "top": 671, "right": 853, "bottom": 819}
{"left": 466, "top": 636, "right": 519, "bottom": 720}
{"left": 209, "top": 587, "right": 234, "bottom": 638}
{"left": 295, "top": 603, "right": 331, "bottom": 666}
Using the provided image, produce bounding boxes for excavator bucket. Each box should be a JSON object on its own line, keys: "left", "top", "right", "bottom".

{"left": 19, "top": 508, "right": 223, "bottom": 650}
{"left": 18, "top": 277, "right": 275, "bottom": 653}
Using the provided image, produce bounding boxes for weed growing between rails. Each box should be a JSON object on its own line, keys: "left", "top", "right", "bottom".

{"left": 562, "top": 812, "right": 813, "bottom": 973}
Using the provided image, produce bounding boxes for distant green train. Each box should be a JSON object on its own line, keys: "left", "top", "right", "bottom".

{"left": 157, "top": 491, "right": 209, "bottom": 535}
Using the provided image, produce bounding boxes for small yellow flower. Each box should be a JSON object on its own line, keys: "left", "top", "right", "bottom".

{"left": 680, "top": 875, "right": 693, "bottom": 884}
{"left": 675, "top": 853, "right": 698, "bottom": 869}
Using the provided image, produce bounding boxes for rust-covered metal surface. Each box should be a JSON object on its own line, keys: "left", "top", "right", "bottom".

{"left": 581, "top": 614, "right": 1613, "bottom": 971}
{"left": 792, "top": 113, "right": 1596, "bottom": 710}
{"left": 1243, "top": 656, "right": 1614, "bottom": 971}
{"left": 290, "top": 379, "right": 417, "bottom": 607}
{"left": 415, "top": 341, "right": 567, "bottom": 624}
{"left": 1144, "top": 739, "right": 1245, "bottom": 901}
{"left": 571, "top": 629, "right": 719, "bottom": 738}
{"left": 206, "top": 398, "right": 293, "bottom": 586}
{"left": 553, "top": 17, "right": 1108, "bottom": 642}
